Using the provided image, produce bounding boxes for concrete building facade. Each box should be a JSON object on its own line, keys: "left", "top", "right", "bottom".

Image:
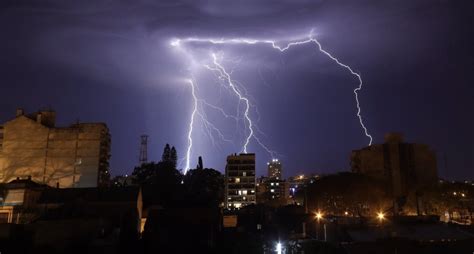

{"left": 350, "top": 133, "right": 438, "bottom": 196}
{"left": 0, "top": 109, "right": 111, "bottom": 188}
{"left": 224, "top": 153, "right": 256, "bottom": 209}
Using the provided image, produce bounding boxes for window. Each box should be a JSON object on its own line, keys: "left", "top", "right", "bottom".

{"left": 242, "top": 190, "right": 248, "bottom": 195}
{"left": 235, "top": 178, "right": 240, "bottom": 183}
{"left": 242, "top": 172, "right": 246, "bottom": 176}
{"left": 276, "top": 183, "right": 279, "bottom": 186}
{"left": 270, "top": 189, "right": 274, "bottom": 193}
{"left": 271, "top": 183, "right": 274, "bottom": 186}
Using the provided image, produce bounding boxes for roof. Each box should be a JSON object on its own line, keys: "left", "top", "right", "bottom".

{"left": 6, "top": 178, "right": 48, "bottom": 189}
{"left": 38, "top": 186, "right": 140, "bottom": 204}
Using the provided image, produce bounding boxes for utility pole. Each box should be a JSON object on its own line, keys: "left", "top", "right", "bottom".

{"left": 139, "top": 135, "right": 148, "bottom": 165}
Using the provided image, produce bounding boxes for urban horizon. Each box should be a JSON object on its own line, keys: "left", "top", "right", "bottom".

{"left": 0, "top": 1, "right": 473, "bottom": 253}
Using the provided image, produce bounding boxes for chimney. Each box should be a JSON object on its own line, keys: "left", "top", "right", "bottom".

{"left": 36, "top": 113, "right": 42, "bottom": 124}
{"left": 16, "top": 108, "right": 24, "bottom": 117}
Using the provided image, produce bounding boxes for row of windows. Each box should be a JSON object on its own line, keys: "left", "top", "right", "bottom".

{"left": 227, "top": 184, "right": 255, "bottom": 189}
{"left": 227, "top": 171, "right": 255, "bottom": 177}
{"left": 227, "top": 189, "right": 256, "bottom": 196}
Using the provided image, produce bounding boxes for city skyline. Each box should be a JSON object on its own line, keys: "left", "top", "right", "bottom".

{"left": 0, "top": 0, "right": 472, "bottom": 180}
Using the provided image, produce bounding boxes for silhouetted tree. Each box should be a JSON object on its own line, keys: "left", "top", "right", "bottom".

{"left": 197, "top": 156, "right": 203, "bottom": 170}
{"left": 161, "top": 143, "right": 171, "bottom": 163}
{"left": 305, "top": 172, "right": 391, "bottom": 217}
{"left": 131, "top": 162, "right": 157, "bottom": 184}
{"left": 183, "top": 167, "right": 224, "bottom": 206}
{"left": 170, "top": 146, "right": 177, "bottom": 168}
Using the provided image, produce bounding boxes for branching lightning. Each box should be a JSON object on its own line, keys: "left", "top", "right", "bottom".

{"left": 173, "top": 29, "right": 373, "bottom": 173}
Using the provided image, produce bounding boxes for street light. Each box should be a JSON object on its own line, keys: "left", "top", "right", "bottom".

{"left": 377, "top": 212, "right": 385, "bottom": 221}
{"left": 314, "top": 211, "right": 326, "bottom": 241}
{"left": 275, "top": 242, "right": 282, "bottom": 254}
{"left": 315, "top": 211, "right": 323, "bottom": 221}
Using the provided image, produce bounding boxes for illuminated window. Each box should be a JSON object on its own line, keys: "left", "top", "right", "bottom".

{"left": 276, "top": 183, "right": 279, "bottom": 186}
{"left": 271, "top": 183, "right": 274, "bottom": 186}
{"left": 270, "top": 189, "right": 274, "bottom": 193}
{"left": 235, "top": 178, "right": 240, "bottom": 183}
{"left": 251, "top": 190, "right": 255, "bottom": 193}
{"left": 242, "top": 172, "right": 246, "bottom": 176}
{"left": 238, "top": 190, "right": 242, "bottom": 195}
{"left": 242, "top": 190, "right": 248, "bottom": 195}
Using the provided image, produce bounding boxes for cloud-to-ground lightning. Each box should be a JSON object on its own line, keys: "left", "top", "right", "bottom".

{"left": 173, "top": 31, "right": 373, "bottom": 145}
{"left": 173, "top": 30, "right": 373, "bottom": 173}
{"left": 184, "top": 79, "right": 198, "bottom": 174}
{"left": 205, "top": 54, "right": 278, "bottom": 157}
{"left": 183, "top": 78, "right": 236, "bottom": 173}
{"left": 205, "top": 54, "right": 254, "bottom": 154}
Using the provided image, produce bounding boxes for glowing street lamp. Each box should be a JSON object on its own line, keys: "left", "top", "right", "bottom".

{"left": 275, "top": 242, "right": 282, "bottom": 254}
{"left": 315, "top": 212, "right": 323, "bottom": 221}
{"left": 377, "top": 212, "right": 385, "bottom": 221}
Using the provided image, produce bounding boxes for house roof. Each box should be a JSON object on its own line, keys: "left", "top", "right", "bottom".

{"left": 38, "top": 186, "right": 140, "bottom": 204}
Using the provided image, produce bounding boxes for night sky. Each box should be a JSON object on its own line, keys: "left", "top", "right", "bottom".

{"left": 1, "top": 0, "right": 473, "bottom": 180}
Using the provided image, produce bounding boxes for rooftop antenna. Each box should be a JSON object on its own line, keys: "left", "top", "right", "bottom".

{"left": 139, "top": 135, "right": 148, "bottom": 165}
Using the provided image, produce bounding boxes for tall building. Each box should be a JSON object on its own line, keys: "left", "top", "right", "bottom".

{"left": 0, "top": 108, "right": 111, "bottom": 188}
{"left": 224, "top": 153, "right": 256, "bottom": 209}
{"left": 267, "top": 158, "right": 282, "bottom": 179}
{"left": 351, "top": 133, "right": 438, "bottom": 196}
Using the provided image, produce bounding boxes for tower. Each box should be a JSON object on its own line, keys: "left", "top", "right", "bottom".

{"left": 139, "top": 135, "right": 148, "bottom": 164}
{"left": 267, "top": 159, "right": 282, "bottom": 179}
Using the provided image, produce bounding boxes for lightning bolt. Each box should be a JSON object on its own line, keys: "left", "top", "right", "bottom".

{"left": 205, "top": 53, "right": 254, "bottom": 154}
{"left": 184, "top": 79, "right": 198, "bottom": 174}
{"left": 173, "top": 30, "right": 373, "bottom": 145}
{"left": 173, "top": 30, "right": 373, "bottom": 173}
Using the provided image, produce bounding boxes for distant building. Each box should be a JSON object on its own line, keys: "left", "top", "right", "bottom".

{"left": 287, "top": 174, "right": 319, "bottom": 198}
{"left": 0, "top": 108, "right": 111, "bottom": 188}
{"left": 351, "top": 132, "right": 438, "bottom": 197}
{"left": 224, "top": 153, "right": 256, "bottom": 209}
{"left": 267, "top": 158, "right": 282, "bottom": 179}
{"left": 256, "top": 176, "right": 289, "bottom": 207}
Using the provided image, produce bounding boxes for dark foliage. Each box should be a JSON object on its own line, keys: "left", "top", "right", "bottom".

{"left": 183, "top": 167, "right": 224, "bottom": 207}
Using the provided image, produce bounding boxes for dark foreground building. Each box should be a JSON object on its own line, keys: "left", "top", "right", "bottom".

{"left": 351, "top": 132, "right": 438, "bottom": 197}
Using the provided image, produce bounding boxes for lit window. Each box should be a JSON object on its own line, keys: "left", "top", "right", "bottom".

{"left": 242, "top": 190, "right": 248, "bottom": 195}
{"left": 251, "top": 190, "right": 255, "bottom": 193}
{"left": 238, "top": 190, "right": 242, "bottom": 195}
{"left": 270, "top": 189, "right": 274, "bottom": 193}
{"left": 271, "top": 183, "right": 274, "bottom": 186}
{"left": 276, "top": 183, "right": 279, "bottom": 186}
{"left": 243, "top": 172, "right": 246, "bottom": 176}
{"left": 235, "top": 178, "right": 240, "bottom": 183}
